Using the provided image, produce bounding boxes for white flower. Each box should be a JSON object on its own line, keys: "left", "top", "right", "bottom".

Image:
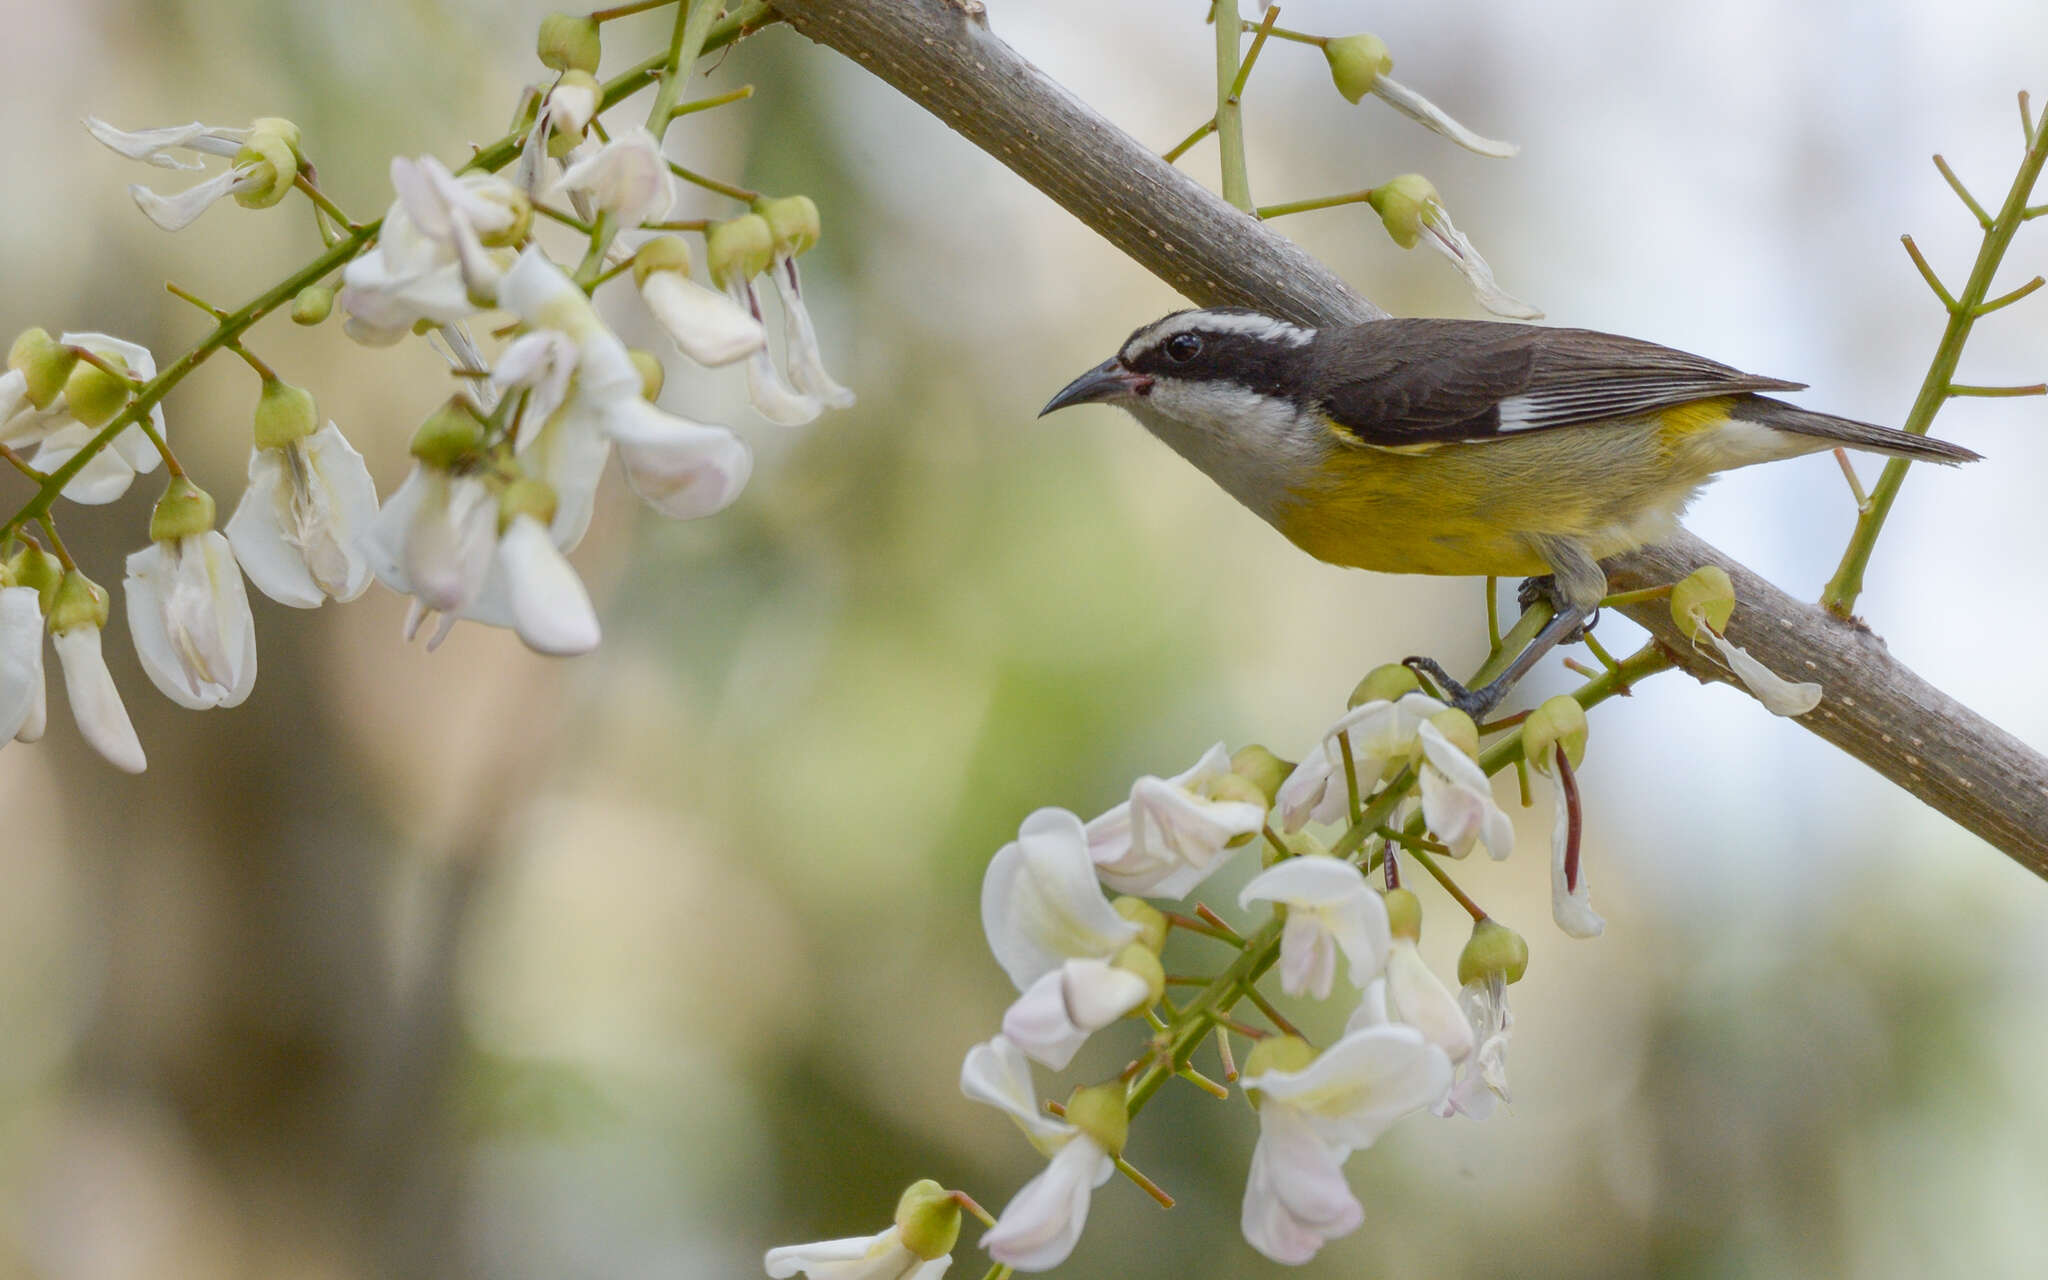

{"left": 85, "top": 116, "right": 294, "bottom": 232}
{"left": 51, "top": 615, "right": 145, "bottom": 774}
{"left": 1415, "top": 196, "right": 1540, "bottom": 321}
{"left": 1001, "top": 958, "right": 1152, "bottom": 1071}
{"left": 735, "top": 273, "right": 825, "bottom": 426}
{"left": 1436, "top": 975, "right": 1513, "bottom": 1120}
{"left": 1374, "top": 944, "right": 1477, "bottom": 1063}
{"left": 338, "top": 157, "right": 523, "bottom": 345}
{"left": 1238, "top": 858, "right": 1391, "bottom": 1000}
{"left": 19, "top": 334, "right": 166, "bottom": 505}
{"left": 1273, "top": 692, "right": 1445, "bottom": 831}
{"left": 484, "top": 513, "right": 602, "bottom": 656}
{"left": 0, "top": 585, "right": 45, "bottom": 743}
{"left": 960, "top": 1036, "right": 1116, "bottom": 1272}
{"left": 82, "top": 117, "right": 246, "bottom": 169}
{"left": 1529, "top": 733, "right": 1604, "bottom": 939}
{"left": 225, "top": 423, "right": 380, "bottom": 607}
{"left": 606, "top": 397, "right": 752, "bottom": 520}
{"left": 767, "top": 250, "right": 855, "bottom": 410}
{"left": 554, "top": 127, "right": 673, "bottom": 228}
{"left": 958, "top": 1037, "right": 1074, "bottom": 1154}
{"left": 1416, "top": 720, "right": 1513, "bottom": 859}
{"left": 363, "top": 464, "right": 499, "bottom": 648}
{"left": 1084, "top": 742, "right": 1265, "bottom": 898}
{"left": 636, "top": 242, "right": 767, "bottom": 367}
{"left": 764, "top": 1231, "right": 949, "bottom": 1280}
{"left": 1240, "top": 1097, "right": 1363, "bottom": 1265}
{"left": 123, "top": 531, "right": 257, "bottom": 710}
{"left": 981, "top": 808, "right": 1140, "bottom": 993}
{"left": 1366, "top": 77, "right": 1517, "bottom": 159}
{"left": 1699, "top": 629, "right": 1823, "bottom": 717}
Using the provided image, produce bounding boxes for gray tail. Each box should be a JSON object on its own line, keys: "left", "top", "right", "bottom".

{"left": 1748, "top": 396, "right": 1981, "bottom": 464}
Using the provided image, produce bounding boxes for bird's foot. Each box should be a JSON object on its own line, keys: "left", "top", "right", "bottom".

{"left": 1402, "top": 656, "right": 1509, "bottom": 722}
{"left": 1516, "top": 575, "right": 1598, "bottom": 644}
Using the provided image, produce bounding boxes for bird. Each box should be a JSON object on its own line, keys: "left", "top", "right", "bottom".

{"left": 1039, "top": 307, "right": 1979, "bottom": 718}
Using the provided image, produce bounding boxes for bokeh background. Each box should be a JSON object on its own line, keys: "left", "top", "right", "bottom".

{"left": 3, "top": 1, "right": 2047, "bottom": 1276}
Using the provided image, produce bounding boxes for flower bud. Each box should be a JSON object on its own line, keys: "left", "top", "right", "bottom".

{"left": 475, "top": 189, "right": 533, "bottom": 249}
{"left": 232, "top": 129, "right": 300, "bottom": 210}
{"left": 1242, "top": 1034, "right": 1316, "bottom": 1105}
{"left": 1671, "top": 565, "right": 1735, "bottom": 640}
{"left": 893, "top": 1179, "right": 962, "bottom": 1262}
{"left": 9, "top": 327, "right": 79, "bottom": 409}
{"left": 1203, "top": 771, "right": 1269, "bottom": 847}
{"left": 1323, "top": 33, "right": 1393, "bottom": 104}
{"left": 1457, "top": 918, "right": 1529, "bottom": 986}
{"left": 1112, "top": 896, "right": 1168, "bottom": 955}
{"left": 252, "top": 377, "right": 317, "bottom": 450}
{"left": 705, "top": 214, "right": 774, "bottom": 288}
{"left": 291, "top": 284, "right": 334, "bottom": 326}
{"left": 149, "top": 475, "right": 217, "bottom": 542}
{"left": 248, "top": 117, "right": 304, "bottom": 162}
{"left": 537, "top": 11, "right": 602, "bottom": 74}
{"left": 1230, "top": 744, "right": 1293, "bottom": 807}
{"left": 1368, "top": 173, "right": 1440, "bottom": 250}
{"left": 1112, "top": 942, "right": 1166, "bottom": 1011}
{"left": 1520, "top": 694, "right": 1588, "bottom": 773}
{"left": 49, "top": 569, "right": 110, "bottom": 634}
{"left": 628, "top": 348, "right": 665, "bottom": 402}
{"left": 409, "top": 396, "right": 489, "bottom": 468}
{"left": 498, "top": 476, "right": 559, "bottom": 532}
{"left": 1062, "top": 1082, "right": 1128, "bottom": 1159}
{"left": 1427, "top": 708, "right": 1480, "bottom": 760}
{"left": 62, "top": 353, "right": 130, "bottom": 429}
{"left": 760, "top": 194, "right": 822, "bottom": 257}
{"left": 1349, "top": 661, "right": 1421, "bottom": 708}
{"left": 632, "top": 234, "right": 696, "bottom": 286}
{"left": 7, "top": 545, "right": 63, "bottom": 615}
{"left": 1384, "top": 887, "right": 1422, "bottom": 941}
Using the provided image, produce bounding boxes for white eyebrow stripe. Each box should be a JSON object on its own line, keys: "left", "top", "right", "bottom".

{"left": 1123, "top": 310, "right": 1317, "bottom": 360}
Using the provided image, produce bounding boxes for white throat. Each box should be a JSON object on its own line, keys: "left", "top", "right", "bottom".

{"left": 1122, "top": 383, "right": 1325, "bottom": 523}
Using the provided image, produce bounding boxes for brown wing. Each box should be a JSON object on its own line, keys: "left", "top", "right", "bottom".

{"left": 1311, "top": 319, "right": 1806, "bottom": 448}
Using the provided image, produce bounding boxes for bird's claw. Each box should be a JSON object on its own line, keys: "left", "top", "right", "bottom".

{"left": 1515, "top": 575, "right": 1597, "bottom": 644}
{"left": 1402, "top": 656, "right": 1505, "bottom": 721}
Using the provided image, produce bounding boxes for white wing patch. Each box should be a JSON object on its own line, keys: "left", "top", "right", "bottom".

{"left": 1123, "top": 309, "right": 1316, "bottom": 361}
{"left": 1494, "top": 380, "right": 1753, "bottom": 433}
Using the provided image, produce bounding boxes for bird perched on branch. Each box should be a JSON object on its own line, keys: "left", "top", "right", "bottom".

{"left": 1041, "top": 308, "right": 1978, "bottom": 717}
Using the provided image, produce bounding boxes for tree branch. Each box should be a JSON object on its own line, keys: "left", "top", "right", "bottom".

{"left": 769, "top": 0, "right": 2048, "bottom": 876}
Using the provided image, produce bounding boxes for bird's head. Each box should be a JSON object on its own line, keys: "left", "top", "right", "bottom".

{"left": 1039, "top": 307, "right": 1320, "bottom": 424}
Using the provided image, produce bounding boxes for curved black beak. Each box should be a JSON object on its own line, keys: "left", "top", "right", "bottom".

{"left": 1039, "top": 358, "right": 1148, "bottom": 417}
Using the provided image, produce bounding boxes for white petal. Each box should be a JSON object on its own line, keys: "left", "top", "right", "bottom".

{"left": 1278, "top": 912, "right": 1340, "bottom": 1000}
{"left": 1546, "top": 762, "right": 1606, "bottom": 938}
{"left": 1239, "top": 855, "right": 1371, "bottom": 911}
{"left": 982, "top": 1138, "right": 1112, "bottom": 1273}
{"left": 770, "top": 255, "right": 856, "bottom": 408}
{"left": 83, "top": 117, "right": 244, "bottom": 168}
{"left": 226, "top": 448, "right": 324, "bottom": 608}
{"left": 552, "top": 127, "right": 673, "bottom": 227}
{"left": 0, "top": 369, "right": 27, "bottom": 423}
{"left": 765, "top": 1229, "right": 942, "bottom": 1280}
{"left": 639, "top": 270, "right": 766, "bottom": 366}
{"left": 1002, "top": 960, "right": 1149, "bottom": 1071}
{"left": 122, "top": 534, "right": 256, "bottom": 709}
{"left": 52, "top": 626, "right": 145, "bottom": 773}
{"left": 525, "top": 407, "right": 613, "bottom": 550}
{"left": 493, "top": 331, "right": 580, "bottom": 449}
{"left": 401, "top": 471, "right": 497, "bottom": 613}
{"left": 1247, "top": 1021, "right": 1452, "bottom": 1151}
{"left": 732, "top": 280, "right": 822, "bottom": 425}
{"left": 1241, "top": 1103, "right": 1363, "bottom": 1265}
{"left": 1383, "top": 940, "right": 1475, "bottom": 1063}
{"left": 1369, "top": 76, "right": 1519, "bottom": 158}
{"left": 129, "top": 166, "right": 261, "bottom": 232}
{"left": 497, "top": 514, "right": 600, "bottom": 655}
{"left": 31, "top": 422, "right": 138, "bottom": 505}
{"left": 1708, "top": 631, "right": 1823, "bottom": 716}
{"left": 295, "top": 425, "right": 382, "bottom": 600}
{"left": 605, "top": 398, "right": 753, "bottom": 520}
{"left": 0, "top": 587, "right": 45, "bottom": 741}
{"left": 980, "top": 808, "right": 1141, "bottom": 992}
{"left": 1419, "top": 203, "right": 1543, "bottom": 320}
{"left": 1417, "top": 720, "right": 1513, "bottom": 860}
{"left": 959, "top": 1036, "right": 1074, "bottom": 1153}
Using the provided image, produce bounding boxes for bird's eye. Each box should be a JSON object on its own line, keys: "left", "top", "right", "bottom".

{"left": 1164, "top": 332, "right": 1203, "bottom": 362}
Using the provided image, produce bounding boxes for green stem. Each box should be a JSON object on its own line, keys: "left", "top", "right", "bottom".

{"left": 1240, "top": 20, "right": 1326, "bottom": 47}
{"left": 672, "top": 84, "right": 755, "bottom": 118}
{"left": 668, "top": 159, "right": 758, "bottom": 201}
{"left": 1821, "top": 101, "right": 2048, "bottom": 616}
{"left": 1212, "top": 0, "right": 1252, "bottom": 211}
{"left": 1227, "top": 4, "right": 1280, "bottom": 102}
{"left": 590, "top": 0, "right": 677, "bottom": 20}
{"left": 293, "top": 172, "right": 359, "bottom": 230}
{"left": 1162, "top": 117, "right": 1218, "bottom": 165}
{"left": 1255, "top": 187, "right": 1374, "bottom": 220}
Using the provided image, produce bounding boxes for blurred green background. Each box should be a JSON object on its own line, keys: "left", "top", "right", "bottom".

{"left": 3, "top": 1, "right": 2047, "bottom": 1277}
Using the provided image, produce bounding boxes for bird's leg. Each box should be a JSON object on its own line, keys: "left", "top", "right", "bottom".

{"left": 1405, "top": 538, "right": 1608, "bottom": 721}
{"left": 1517, "top": 574, "right": 1599, "bottom": 644}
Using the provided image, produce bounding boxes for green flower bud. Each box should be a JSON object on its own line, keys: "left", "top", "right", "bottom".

{"left": 149, "top": 476, "right": 217, "bottom": 543}
{"left": 1324, "top": 33, "right": 1393, "bottom": 104}
{"left": 546, "top": 126, "right": 582, "bottom": 160}
{"left": 1384, "top": 887, "right": 1422, "bottom": 941}
{"left": 1670, "top": 565, "right": 1735, "bottom": 640}
{"left": 1520, "top": 694, "right": 1588, "bottom": 773}
{"left": 1112, "top": 896, "right": 1168, "bottom": 955}
{"left": 232, "top": 129, "right": 300, "bottom": 210}
{"left": 49, "top": 570, "right": 110, "bottom": 634}
{"left": 537, "top": 11, "right": 602, "bottom": 74}
{"left": 1063, "top": 1082, "right": 1128, "bottom": 1159}
{"left": 1367, "top": 173, "right": 1440, "bottom": 250}
{"left": 1202, "top": 771, "right": 1269, "bottom": 846}
{"left": 62, "top": 353, "right": 130, "bottom": 429}
{"left": 893, "top": 1180, "right": 962, "bottom": 1262}
{"left": 248, "top": 117, "right": 304, "bottom": 162}
{"left": 9, "top": 327, "right": 79, "bottom": 409}
{"left": 1112, "top": 942, "right": 1166, "bottom": 1011}
{"left": 631, "top": 234, "right": 695, "bottom": 287}
{"left": 498, "top": 476, "right": 558, "bottom": 532}
{"left": 705, "top": 214, "right": 774, "bottom": 288}
{"left": 629, "top": 349, "right": 665, "bottom": 402}
{"left": 290, "top": 284, "right": 334, "bottom": 326}
{"left": 6, "top": 545, "right": 63, "bottom": 615}
{"left": 1349, "top": 661, "right": 1422, "bottom": 708}
{"left": 1229, "top": 744, "right": 1294, "bottom": 807}
{"left": 1242, "top": 1034, "right": 1316, "bottom": 1104}
{"left": 475, "top": 189, "right": 532, "bottom": 249}
{"left": 1457, "top": 918, "right": 1529, "bottom": 986}
{"left": 252, "top": 377, "right": 317, "bottom": 450}
{"left": 1427, "top": 708, "right": 1480, "bottom": 760}
{"left": 759, "top": 194, "right": 822, "bottom": 257}
{"left": 409, "top": 396, "right": 489, "bottom": 469}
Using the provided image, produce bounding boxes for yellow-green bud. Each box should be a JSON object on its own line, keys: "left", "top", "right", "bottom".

{"left": 1427, "top": 708, "right": 1480, "bottom": 760}
{"left": 629, "top": 349, "right": 665, "bottom": 402}
{"left": 231, "top": 129, "right": 300, "bottom": 210}
{"left": 893, "top": 1180, "right": 961, "bottom": 1262}
{"left": 252, "top": 377, "right": 317, "bottom": 450}
{"left": 1112, "top": 942, "right": 1166, "bottom": 1011}
{"left": 537, "top": 11, "right": 602, "bottom": 74}
{"left": 49, "top": 570, "right": 109, "bottom": 634}
{"left": 1063, "top": 1082, "right": 1128, "bottom": 1158}
{"left": 1520, "top": 695, "right": 1588, "bottom": 773}
{"left": 475, "top": 189, "right": 532, "bottom": 249}
{"left": 760, "top": 194, "right": 822, "bottom": 257}
{"left": 1384, "top": 887, "right": 1422, "bottom": 941}
{"left": 1457, "top": 918, "right": 1529, "bottom": 986}
{"left": 62, "top": 353, "right": 130, "bottom": 429}
{"left": 1670, "top": 565, "right": 1735, "bottom": 640}
{"left": 1367, "top": 173, "right": 1440, "bottom": 250}
{"left": 248, "top": 117, "right": 304, "bottom": 161}
{"left": 498, "top": 477, "right": 558, "bottom": 532}
{"left": 546, "top": 126, "right": 582, "bottom": 160}
{"left": 149, "top": 476, "right": 217, "bottom": 542}
{"left": 705, "top": 214, "right": 774, "bottom": 288}
{"left": 1242, "top": 1034, "right": 1316, "bottom": 1103}
{"left": 291, "top": 284, "right": 334, "bottom": 326}
{"left": 6, "top": 545, "right": 63, "bottom": 615}
{"left": 1112, "top": 896, "right": 1168, "bottom": 955}
{"left": 1203, "top": 771, "right": 1269, "bottom": 846}
{"left": 1349, "top": 662, "right": 1422, "bottom": 708}
{"left": 410, "top": 396, "right": 489, "bottom": 469}
{"left": 1230, "top": 744, "right": 1293, "bottom": 807}
{"left": 9, "top": 327, "right": 78, "bottom": 409}
{"left": 1323, "top": 33, "right": 1393, "bottom": 104}
{"left": 631, "top": 234, "right": 695, "bottom": 287}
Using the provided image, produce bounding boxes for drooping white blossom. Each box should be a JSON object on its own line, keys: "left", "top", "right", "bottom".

{"left": 123, "top": 531, "right": 257, "bottom": 710}
{"left": 1376, "top": 944, "right": 1477, "bottom": 1063}
{"left": 338, "top": 157, "right": 526, "bottom": 345}
{"left": 17, "top": 333, "right": 166, "bottom": 505}
{"left": 633, "top": 236, "right": 767, "bottom": 367}
{"left": 1415, "top": 719, "right": 1514, "bottom": 859}
{"left": 0, "top": 585, "right": 45, "bottom": 743}
{"left": 981, "top": 808, "right": 1141, "bottom": 993}
{"left": 554, "top": 127, "right": 673, "bottom": 228}
{"left": 767, "top": 250, "right": 855, "bottom": 410}
{"left": 47, "top": 579, "right": 144, "bottom": 773}
{"left": 225, "top": 423, "right": 380, "bottom": 607}
{"left": 1436, "top": 975, "right": 1513, "bottom": 1120}
{"left": 84, "top": 116, "right": 297, "bottom": 232}
{"left": 1240, "top": 1095, "right": 1363, "bottom": 1265}
{"left": 959, "top": 1036, "right": 1117, "bottom": 1273}
{"left": 362, "top": 463, "right": 499, "bottom": 648}
{"left": 605, "top": 396, "right": 752, "bottom": 520}
{"left": 1238, "top": 857, "right": 1391, "bottom": 1000}
{"left": 1000, "top": 957, "right": 1152, "bottom": 1071}
{"left": 1273, "top": 692, "right": 1445, "bottom": 831}
{"left": 485, "top": 512, "right": 602, "bottom": 656}
{"left": 764, "top": 1232, "right": 949, "bottom": 1280}
{"left": 1084, "top": 742, "right": 1266, "bottom": 898}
